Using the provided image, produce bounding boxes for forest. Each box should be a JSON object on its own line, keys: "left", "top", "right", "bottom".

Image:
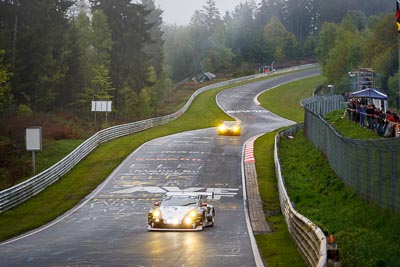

{"left": 0, "top": 0, "right": 395, "bottom": 122}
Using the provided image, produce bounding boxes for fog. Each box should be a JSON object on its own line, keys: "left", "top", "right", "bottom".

{"left": 154, "top": 0, "right": 253, "bottom": 25}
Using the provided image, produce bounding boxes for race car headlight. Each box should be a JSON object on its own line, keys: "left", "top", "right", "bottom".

{"left": 218, "top": 125, "right": 226, "bottom": 131}
{"left": 152, "top": 209, "right": 161, "bottom": 218}
{"left": 233, "top": 126, "right": 240, "bottom": 132}
{"left": 184, "top": 217, "right": 193, "bottom": 224}
{"left": 189, "top": 210, "right": 197, "bottom": 218}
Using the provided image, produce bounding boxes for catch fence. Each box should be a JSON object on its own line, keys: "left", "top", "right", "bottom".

{"left": 301, "top": 95, "right": 400, "bottom": 211}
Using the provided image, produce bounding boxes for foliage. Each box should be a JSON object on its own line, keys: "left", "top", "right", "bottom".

{"left": 0, "top": 50, "right": 12, "bottom": 113}
{"left": 314, "top": 22, "right": 338, "bottom": 67}
{"left": 0, "top": 78, "right": 234, "bottom": 242}
{"left": 163, "top": 25, "right": 195, "bottom": 81}
{"left": 264, "top": 16, "right": 299, "bottom": 62}
{"left": 0, "top": 0, "right": 393, "bottom": 117}
{"left": 71, "top": 10, "right": 113, "bottom": 114}
{"left": 16, "top": 104, "right": 32, "bottom": 116}
{"left": 0, "top": 0, "right": 167, "bottom": 120}
{"left": 315, "top": 13, "right": 398, "bottom": 106}
{"left": 279, "top": 132, "right": 400, "bottom": 266}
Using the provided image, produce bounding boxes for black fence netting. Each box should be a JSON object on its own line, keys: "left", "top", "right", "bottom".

{"left": 301, "top": 96, "right": 400, "bottom": 211}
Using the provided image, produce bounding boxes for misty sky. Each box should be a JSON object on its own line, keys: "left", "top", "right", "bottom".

{"left": 154, "top": 0, "right": 254, "bottom": 25}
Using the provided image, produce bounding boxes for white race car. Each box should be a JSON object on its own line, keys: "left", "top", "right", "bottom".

{"left": 147, "top": 192, "right": 215, "bottom": 231}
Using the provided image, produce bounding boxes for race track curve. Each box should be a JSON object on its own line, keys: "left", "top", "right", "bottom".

{"left": 0, "top": 68, "right": 320, "bottom": 267}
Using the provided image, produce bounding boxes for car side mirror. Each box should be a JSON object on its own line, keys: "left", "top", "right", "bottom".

{"left": 201, "top": 202, "right": 207, "bottom": 207}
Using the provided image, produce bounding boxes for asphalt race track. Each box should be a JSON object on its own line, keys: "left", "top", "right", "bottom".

{"left": 0, "top": 68, "right": 320, "bottom": 266}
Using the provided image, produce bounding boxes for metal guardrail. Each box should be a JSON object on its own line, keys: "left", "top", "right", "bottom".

{"left": 275, "top": 125, "right": 327, "bottom": 267}
{"left": 0, "top": 63, "right": 318, "bottom": 212}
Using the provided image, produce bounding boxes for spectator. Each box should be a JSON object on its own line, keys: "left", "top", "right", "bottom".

{"left": 359, "top": 104, "right": 366, "bottom": 127}
{"left": 366, "top": 104, "right": 376, "bottom": 130}
{"left": 384, "top": 111, "right": 395, "bottom": 137}
{"left": 376, "top": 110, "right": 386, "bottom": 136}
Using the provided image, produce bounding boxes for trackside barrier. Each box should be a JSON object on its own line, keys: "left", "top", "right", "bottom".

{"left": 301, "top": 95, "right": 400, "bottom": 211}
{"left": 0, "top": 64, "right": 318, "bottom": 212}
{"left": 275, "top": 125, "right": 327, "bottom": 267}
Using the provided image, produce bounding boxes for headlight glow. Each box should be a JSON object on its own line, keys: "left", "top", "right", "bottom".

{"left": 219, "top": 125, "right": 226, "bottom": 131}
{"left": 184, "top": 217, "right": 193, "bottom": 224}
{"left": 189, "top": 210, "right": 197, "bottom": 218}
{"left": 152, "top": 209, "right": 161, "bottom": 218}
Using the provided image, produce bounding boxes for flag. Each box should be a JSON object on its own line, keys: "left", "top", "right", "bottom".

{"left": 397, "top": 0, "right": 400, "bottom": 32}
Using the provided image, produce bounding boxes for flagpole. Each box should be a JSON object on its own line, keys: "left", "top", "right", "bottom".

{"left": 395, "top": 32, "right": 400, "bottom": 109}
{"left": 397, "top": 0, "right": 400, "bottom": 110}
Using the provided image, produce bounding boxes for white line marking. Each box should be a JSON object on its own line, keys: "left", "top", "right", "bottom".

{"left": 242, "top": 137, "right": 265, "bottom": 267}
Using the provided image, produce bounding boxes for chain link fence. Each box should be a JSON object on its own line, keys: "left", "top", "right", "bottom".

{"left": 301, "top": 96, "right": 400, "bottom": 211}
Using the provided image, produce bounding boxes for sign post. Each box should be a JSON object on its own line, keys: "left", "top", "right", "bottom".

{"left": 91, "top": 101, "right": 112, "bottom": 130}
{"left": 26, "top": 127, "right": 42, "bottom": 175}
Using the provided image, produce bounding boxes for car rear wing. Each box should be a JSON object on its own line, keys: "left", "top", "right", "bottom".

{"left": 165, "top": 191, "right": 214, "bottom": 199}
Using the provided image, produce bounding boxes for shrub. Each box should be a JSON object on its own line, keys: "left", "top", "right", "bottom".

{"left": 16, "top": 104, "right": 32, "bottom": 116}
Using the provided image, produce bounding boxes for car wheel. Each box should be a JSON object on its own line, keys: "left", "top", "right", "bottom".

{"left": 210, "top": 215, "right": 215, "bottom": 226}
{"left": 200, "top": 212, "right": 206, "bottom": 231}
{"left": 208, "top": 210, "right": 215, "bottom": 226}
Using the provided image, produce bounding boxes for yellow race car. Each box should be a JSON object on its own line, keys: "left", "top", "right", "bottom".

{"left": 217, "top": 121, "right": 241, "bottom": 136}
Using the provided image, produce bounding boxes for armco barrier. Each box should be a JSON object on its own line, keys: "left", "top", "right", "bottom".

{"left": 275, "top": 125, "right": 327, "bottom": 267}
{"left": 0, "top": 64, "right": 318, "bottom": 212}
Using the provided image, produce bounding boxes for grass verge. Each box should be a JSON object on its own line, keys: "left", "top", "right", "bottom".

{"left": 258, "top": 75, "right": 400, "bottom": 266}
{"left": 258, "top": 75, "right": 327, "bottom": 123}
{"left": 0, "top": 86, "right": 232, "bottom": 242}
{"left": 254, "top": 75, "right": 325, "bottom": 266}
{"left": 324, "top": 110, "right": 382, "bottom": 139}
{"left": 0, "top": 70, "right": 324, "bottom": 266}
{"left": 279, "top": 132, "right": 400, "bottom": 266}
{"left": 254, "top": 132, "right": 307, "bottom": 267}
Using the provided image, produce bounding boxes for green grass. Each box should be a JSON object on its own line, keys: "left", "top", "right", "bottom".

{"left": 254, "top": 132, "right": 307, "bottom": 267}
{"left": 0, "top": 87, "right": 232, "bottom": 241}
{"left": 36, "top": 139, "right": 85, "bottom": 172}
{"left": 0, "top": 71, "right": 295, "bottom": 241}
{"left": 253, "top": 75, "right": 326, "bottom": 266}
{"left": 325, "top": 110, "right": 382, "bottom": 140}
{"left": 279, "top": 132, "right": 400, "bottom": 266}
{"left": 258, "top": 75, "right": 327, "bottom": 123}
{"left": 0, "top": 71, "right": 326, "bottom": 266}
{"left": 257, "top": 75, "right": 400, "bottom": 266}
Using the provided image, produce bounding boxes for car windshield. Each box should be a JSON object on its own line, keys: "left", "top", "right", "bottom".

{"left": 223, "top": 121, "right": 238, "bottom": 127}
{"left": 161, "top": 196, "right": 198, "bottom": 207}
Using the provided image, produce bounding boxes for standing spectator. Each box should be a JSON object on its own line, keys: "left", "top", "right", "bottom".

{"left": 359, "top": 104, "right": 366, "bottom": 127}
{"left": 376, "top": 110, "right": 386, "bottom": 136}
{"left": 347, "top": 99, "right": 354, "bottom": 121}
{"left": 366, "top": 104, "right": 376, "bottom": 130}
{"left": 384, "top": 111, "right": 395, "bottom": 137}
